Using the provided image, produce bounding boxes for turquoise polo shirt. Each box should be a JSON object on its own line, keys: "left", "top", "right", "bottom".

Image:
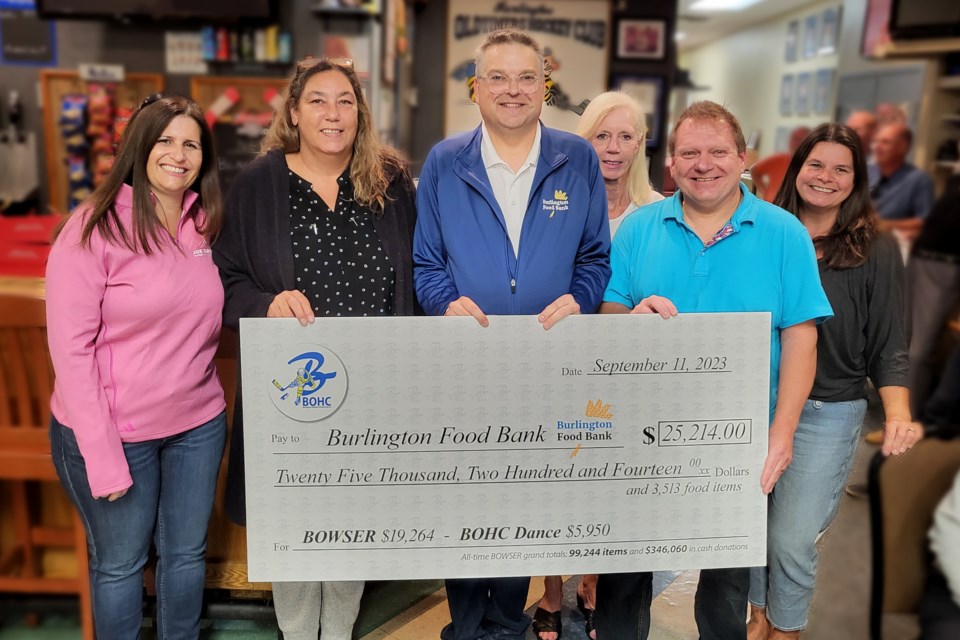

{"left": 603, "top": 183, "right": 833, "bottom": 412}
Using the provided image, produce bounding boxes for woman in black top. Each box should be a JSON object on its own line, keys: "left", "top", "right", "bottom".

{"left": 746, "top": 123, "right": 921, "bottom": 640}
{"left": 213, "top": 57, "right": 417, "bottom": 640}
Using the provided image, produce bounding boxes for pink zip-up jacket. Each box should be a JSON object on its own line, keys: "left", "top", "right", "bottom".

{"left": 46, "top": 184, "right": 225, "bottom": 498}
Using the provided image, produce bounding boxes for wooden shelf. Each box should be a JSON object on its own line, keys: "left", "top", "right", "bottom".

{"left": 876, "top": 38, "right": 960, "bottom": 58}
{"left": 190, "top": 75, "right": 288, "bottom": 117}
{"left": 943, "top": 115, "right": 960, "bottom": 125}
{"left": 940, "top": 76, "right": 960, "bottom": 90}
{"left": 310, "top": 2, "right": 379, "bottom": 18}
{"left": 204, "top": 60, "right": 293, "bottom": 77}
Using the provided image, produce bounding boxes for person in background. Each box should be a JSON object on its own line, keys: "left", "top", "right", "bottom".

{"left": 845, "top": 110, "right": 877, "bottom": 158}
{"left": 414, "top": 28, "right": 610, "bottom": 640}
{"left": 906, "top": 173, "right": 960, "bottom": 422}
{"left": 597, "top": 100, "right": 831, "bottom": 640}
{"left": 875, "top": 101, "right": 908, "bottom": 127}
{"left": 46, "top": 94, "right": 226, "bottom": 638}
{"left": 868, "top": 122, "right": 934, "bottom": 241}
{"left": 746, "top": 123, "right": 921, "bottom": 640}
{"left": 577, "top": 91, "right": 665, "bottom": 236}
{"left": 531, "top": 90, "right": 663, "bottom": 640}
{"left": 213, "top": 57, "right": 418, "bottom": 640}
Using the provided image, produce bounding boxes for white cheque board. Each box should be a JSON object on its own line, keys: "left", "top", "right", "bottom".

{"left": 240, "top": 313, "right": 770, "bottom": 581}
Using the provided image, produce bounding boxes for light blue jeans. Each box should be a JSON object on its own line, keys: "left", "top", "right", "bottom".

{"left": 51, "top": 412, "right": 226, "bottom": 639}
{"left": 748, "top": 398, "right": 867, "bottom": 631}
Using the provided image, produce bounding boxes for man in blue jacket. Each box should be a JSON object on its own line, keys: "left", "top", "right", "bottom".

{"left": 413, "top": 28, "right": 610, "bottom": 640}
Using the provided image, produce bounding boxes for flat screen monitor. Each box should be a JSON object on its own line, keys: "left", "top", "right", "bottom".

{"left": 890, "top": 0, "right": 960, "bottom": 39}
{"left": 37, "top": 0, "right": 275, "bottom": 21}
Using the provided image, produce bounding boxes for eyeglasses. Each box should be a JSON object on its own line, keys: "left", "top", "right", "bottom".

{"left": 476, "top": 72, "right": 541, "bottom": 94}
{"left": 297, "top": 56, "right": 354, "bottom": 72}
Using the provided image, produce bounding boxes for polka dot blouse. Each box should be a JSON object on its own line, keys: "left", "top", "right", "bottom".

{"left": 288, "top": 169, "right": 395, "bottom": 317}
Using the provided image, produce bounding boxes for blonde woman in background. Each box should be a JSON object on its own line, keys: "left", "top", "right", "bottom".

{"left": 532, "top": 90, "right": 663, "bottom": 640}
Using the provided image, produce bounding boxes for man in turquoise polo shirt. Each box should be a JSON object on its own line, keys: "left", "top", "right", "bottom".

{"left": 592, "top": 101, "right": 832, "bottom": 640}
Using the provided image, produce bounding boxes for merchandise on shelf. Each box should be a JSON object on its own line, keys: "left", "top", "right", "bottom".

{"left": 58, "top": 94, "right": 92, "bottom": 210}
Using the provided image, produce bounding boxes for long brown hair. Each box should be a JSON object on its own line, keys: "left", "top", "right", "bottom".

{"left": 773, "top": 123, "right": 877, "bottom": 269}
{"left": 59, "top": 94, "right": 222, "bottom": 254}
{"left": 260, "top": 57, "right": 404, "bottom": 212}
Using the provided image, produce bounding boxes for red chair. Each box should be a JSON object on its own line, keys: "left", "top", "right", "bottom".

{"left": 749, "top": 153, "right": 792, "bottom": 202}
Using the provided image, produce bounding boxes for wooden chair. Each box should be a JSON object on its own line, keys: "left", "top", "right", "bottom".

{"left": 0, "top": 294, "right": 94, "bottom": 639}
{"left": 868, "top": 436, "right": 960, "bottom": 639}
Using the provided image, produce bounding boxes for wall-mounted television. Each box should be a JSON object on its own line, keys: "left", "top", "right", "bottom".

{"left": 890, "top": 0, "right": 960, "bottom": 40}
{"left": 36, "top": 0, "right": 275, "bottom": 22}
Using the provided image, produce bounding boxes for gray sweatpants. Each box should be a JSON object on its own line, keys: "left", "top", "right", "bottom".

{"left": 272, "top": 581, "right": 365, "bottom": 640}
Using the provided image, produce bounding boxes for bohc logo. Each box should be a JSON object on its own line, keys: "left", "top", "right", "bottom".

{"left": 268, "top": 346, "right": 348, "bottom": 422}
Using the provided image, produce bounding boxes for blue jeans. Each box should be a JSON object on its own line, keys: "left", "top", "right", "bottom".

{"left": 748, "top": 398, "right": 866, "bottom": 631}
{"left": 50, "top": 412, "right": 226, "bottom": 639}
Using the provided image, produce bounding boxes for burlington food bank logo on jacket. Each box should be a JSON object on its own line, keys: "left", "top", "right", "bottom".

{"left": 268, "top": 347, "right": 348, "bottom": 421}
{"left": 543, "top": 189, "right": 569, "bottom": 218}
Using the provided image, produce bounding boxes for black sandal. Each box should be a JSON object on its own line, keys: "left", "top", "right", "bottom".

{"left": 577, "top": 594, "right": 596, "bottom": 638}
{"left": 532, "top": 606, "right": 562, "bottom": 639}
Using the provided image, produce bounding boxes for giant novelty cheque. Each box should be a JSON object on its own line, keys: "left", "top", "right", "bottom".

{"left": 240, "top": 313, "right": 770, "bottom": 581}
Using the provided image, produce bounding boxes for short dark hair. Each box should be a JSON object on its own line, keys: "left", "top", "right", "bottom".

{"left": 668, "top": 101, "right": 746, "bottom": 156}
{"left": 475, "top": 28, "right": 545, "bottom": 76}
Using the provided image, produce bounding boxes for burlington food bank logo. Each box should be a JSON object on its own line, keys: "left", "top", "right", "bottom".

{"left": 543, "top": 189, "right": 569, "bottom": 218}
{"left": 268, "top": 347, "right": 348, "bottom": 422}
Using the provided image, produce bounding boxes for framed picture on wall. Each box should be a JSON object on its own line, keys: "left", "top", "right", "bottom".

{"left": 444, "top": 0, "right": 610, "bottom": 137}
{"left": 795, "top": 72, "right": 812, "bottom": 115}
{"left": 802, "top": 14, "right": 819, "bottom": 59}
{"left": 819, "top": 7, "right": 841, "bottom": 55}
{"left": 785, "top": 20, "right": 799, "bottom": 63}
{"left": 779, "top": 74, "right": 794, "bottom": 116}
{"left": 615, "top": 19, "right": 666, "bottom": 60}
{"left": 612, "top": 75, "right": 663, "bottom": 147}
{"left": 814, "top": 68, "right": 835, "bottom": 114}
{"left": 774, "top": 127, "right": 791, "bottom": 153}
{"left": 861, "top": 0, "right": 892, "bottom": 58}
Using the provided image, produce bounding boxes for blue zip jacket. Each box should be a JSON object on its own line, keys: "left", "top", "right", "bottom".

{"left": 414, "top": 124, "right": 611, "bottom": 316}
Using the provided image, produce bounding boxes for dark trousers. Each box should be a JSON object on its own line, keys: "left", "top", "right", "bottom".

{"left": 695, "top": 567, "right": 750, "bottom": 640}
{"left": 925, "top": 342, "right": 960, "bottom": 429}
{"left": 595, "top": 571, "right": 653, "bottom": 639}
{"left": 441, "top": 577, "right": 531, "bottom": 640}
{"left": 920, "top": 566, "right": 960, "bottom": 640}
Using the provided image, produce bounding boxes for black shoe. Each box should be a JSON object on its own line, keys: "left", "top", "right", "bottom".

{"left": 576, "top": 594, "right": 595, "bottom": 638}
{"left": 532, "top": 607, "right": 562, "bottom": 640}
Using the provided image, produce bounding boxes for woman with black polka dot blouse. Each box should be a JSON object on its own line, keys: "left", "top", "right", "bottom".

{"left": 213, "top": 57, "right": 418, "bottom": 640}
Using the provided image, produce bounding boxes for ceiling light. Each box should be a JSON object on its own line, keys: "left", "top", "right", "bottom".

{"left": 674, "top": 31, "right": 687, "bottom": 41}
{"left": 689, "top": 0, "right": 763, "bottom": 11}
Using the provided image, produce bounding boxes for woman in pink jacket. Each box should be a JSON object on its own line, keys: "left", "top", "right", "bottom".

{"left": 46, "top": 94, "right": 226, "bottom": 639}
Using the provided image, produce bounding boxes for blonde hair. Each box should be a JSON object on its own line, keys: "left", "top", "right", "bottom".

{"left": 577, "top": 91, "right": 653, "bottom": 206}
{"left": 260, "top": 57, "right": 403, "bottom": 211}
